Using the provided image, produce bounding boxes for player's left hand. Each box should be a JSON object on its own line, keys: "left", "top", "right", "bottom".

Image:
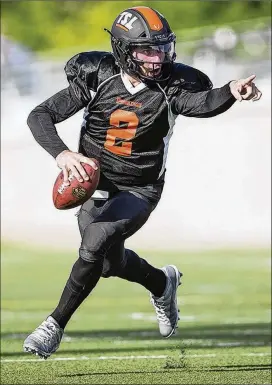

{"left": 229, "top": 75, "right": 262, "bottom": 102}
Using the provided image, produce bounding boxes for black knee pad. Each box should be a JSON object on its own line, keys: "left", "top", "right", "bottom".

{"left": 80, "top": 222, "right": 109, "bottom": 258}
{"left": 77, "top": 199, "right": 104, "bottom": 237}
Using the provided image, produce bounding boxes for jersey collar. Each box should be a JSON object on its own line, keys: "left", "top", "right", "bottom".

{"left": 121, "top": 71, "right": 146, "bottom": 95}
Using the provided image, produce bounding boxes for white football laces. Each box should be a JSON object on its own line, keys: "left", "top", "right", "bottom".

{"left": 57, "top": 174, "right": 75, "bottom": 194}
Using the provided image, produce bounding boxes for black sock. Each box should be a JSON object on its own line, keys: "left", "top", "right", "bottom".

{"left": 115, "top": 249, "right": 167, "bottom": 297}
{"left": 51, "top": 256, "right": 103, "bottom": 329}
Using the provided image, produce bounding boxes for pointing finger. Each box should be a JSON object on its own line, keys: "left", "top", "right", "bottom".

{"left": 241, "top": 74, "right": 256, "bottom": 86}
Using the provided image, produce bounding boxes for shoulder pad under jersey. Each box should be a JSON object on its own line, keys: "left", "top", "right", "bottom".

{"left": 65, "top": 51, "right": 119, "bottom": 105}
{"left": 170, "top": 62, "right": 213, "bottom": 92}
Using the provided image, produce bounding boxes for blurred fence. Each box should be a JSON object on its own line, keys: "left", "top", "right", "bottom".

{"left": 1, "top": 25, "right": 271, "bottom": 250}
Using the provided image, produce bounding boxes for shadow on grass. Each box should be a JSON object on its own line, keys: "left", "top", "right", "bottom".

{"left": 1, "top": 322, "right": 271, "bottom": 357}
{"left": 58, "top": 370, "right": 167, "bottom": 378}
{"left": 58, "top": 364, "right": 272, "bottom": 378}
{"left": 207, "top": 363, "right": 272, "bottom": 372}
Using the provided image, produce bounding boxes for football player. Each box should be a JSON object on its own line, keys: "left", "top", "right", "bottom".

{"left": 23, "top": 6, "right": 262, "bottom": 359}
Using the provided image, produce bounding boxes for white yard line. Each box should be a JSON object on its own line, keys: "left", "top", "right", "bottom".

{"left": 1, "top": 352, "right": 271, "bottom": 364}
{"left": 1, "top": 355, "right": 168, "bottom": 363}
{"left": 2, "top": 336, "right": 269, "bottom": 349}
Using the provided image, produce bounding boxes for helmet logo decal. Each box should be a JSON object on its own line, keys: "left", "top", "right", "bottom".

{"left": 116, "top": 11, "right": 138, "bottom": 31}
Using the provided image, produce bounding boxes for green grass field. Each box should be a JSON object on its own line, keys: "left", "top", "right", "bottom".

{"left": 1, "top": 242, "right": 271, "bottom": 384}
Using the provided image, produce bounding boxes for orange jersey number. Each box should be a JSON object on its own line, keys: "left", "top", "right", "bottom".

{"left": 104, "top": 109, "right": 139, "bottom": 156}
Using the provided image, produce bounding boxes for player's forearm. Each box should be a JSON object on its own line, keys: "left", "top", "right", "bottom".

{"left": 175, "top": 83, "right": 236, "bottom": 118}
{"left": 27, "top": 87, "right": 84, "bottom": 158}
{"left": 27, "top": 106, "right": 69, "bottom": 158}
{"left": 195, "top": 83, "right": 236, "bottom": 118}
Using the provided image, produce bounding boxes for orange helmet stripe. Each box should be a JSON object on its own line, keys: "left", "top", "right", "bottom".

{"left": 132, "top": 6, "right": 163, "bottom": 31}
{"left": 116, "top": 23, "right": 129, "bottom": 32}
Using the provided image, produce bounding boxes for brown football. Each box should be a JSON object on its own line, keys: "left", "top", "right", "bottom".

{"left": 52, "top": 160, "right": 100, "bottom": 210}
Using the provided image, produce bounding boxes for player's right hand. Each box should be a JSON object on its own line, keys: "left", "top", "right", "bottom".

{"left": 229, "top": 75, "right": 262, "bottom": 102}
{"left": 56, "top": 150, "right": 98, "bottom": 185}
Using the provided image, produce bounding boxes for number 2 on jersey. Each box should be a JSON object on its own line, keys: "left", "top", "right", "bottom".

{"left": 104, "top": 109, "right": 139, "bottom": 156}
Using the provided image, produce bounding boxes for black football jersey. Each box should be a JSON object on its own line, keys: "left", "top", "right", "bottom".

{"left": 64, "top": 51, "right": 215, "bottom": 203}
{"left": 28, "top": 51, "right": 236, "bottom": 205}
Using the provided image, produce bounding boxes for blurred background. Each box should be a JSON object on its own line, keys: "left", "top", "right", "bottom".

{"left": 1, "top": 0, "right": 271, "bottom": 251}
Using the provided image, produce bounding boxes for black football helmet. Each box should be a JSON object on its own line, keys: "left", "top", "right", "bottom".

{"left": 105, "top": 6, "right": 176, "bottom": 83}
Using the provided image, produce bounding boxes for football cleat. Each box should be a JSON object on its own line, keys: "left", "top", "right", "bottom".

{"left": 150, "top": 265, "right": 182, "bottom": 338}
{"left": 23, "top": 316, "right": 63, "bottom": 359}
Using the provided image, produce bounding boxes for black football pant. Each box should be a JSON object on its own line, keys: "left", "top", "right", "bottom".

{"left": 51, "top": 191, "right": 166, "bottom": 329}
